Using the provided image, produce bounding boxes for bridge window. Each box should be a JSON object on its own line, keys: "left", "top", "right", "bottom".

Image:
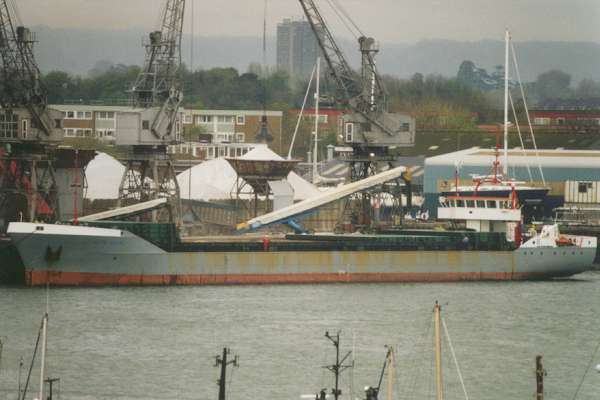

{"left": 466, "top": 200, "right": 475, "bottom": 208}
{"left": 476, "top": 200, "right": 485, "bottom": 208}
{"left": 486, "top": 200, "right": 497, "bottom": 208}
{"left": 456, "top": 199, "right": 465, "bottom": 207}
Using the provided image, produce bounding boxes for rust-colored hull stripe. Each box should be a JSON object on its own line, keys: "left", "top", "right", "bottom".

{"left": 26, "top": 269, "right": 556, "bottom": 286}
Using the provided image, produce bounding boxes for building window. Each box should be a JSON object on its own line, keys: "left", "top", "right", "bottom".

{"left": 84, "top": 129, "right": 93, "bottom": 137}
{"left": 97, "top": 111, "right": 116, "bottom": 120}
{"left": 345, "top": 123, "right": 354, "bottom": 142}
{"left": 184, "top": 115, "right": 193, "bottom": 124}
{"left": 578, "top": 182, "right": 593, "bottom": 193}
{"left": 236, "top": 133, "right": 245, "bottom": 142}
{"left": 76, "top": 111, "right": 92, "bottom": 119}
{"left": 66, "top": 111, "right": 75, "bottom": 119}
{"left": 236, "top": 115, "right": 245, "bottom": 125}
{"left": 217, "top": 115, "right": 234, "bottom": 123}
{"left": 533, "top": 117, "right": 550, "bottom": 125}
{"left": 142, "top": 120, "right": 150, "bottom": 130}
{"left": 21, "top": 119, "right": 28, "bottom": 138}
{"left": 196, "top": 115, "right": 212, "bottom": 124}
{"left": 556, "top": 118, "right": 565, "bottom": 125}
{"left": 76, "top": 129, "right": 84, "bottom": 137}
{"left": 401, "top": 122, "right": 410, "bottom": 132}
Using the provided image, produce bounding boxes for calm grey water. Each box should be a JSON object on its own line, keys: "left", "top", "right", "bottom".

{"left": 1, "top": 274, "right": 599, "bottom": 400}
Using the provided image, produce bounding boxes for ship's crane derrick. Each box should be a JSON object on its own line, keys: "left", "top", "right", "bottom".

{"left": 297, "top": 0, "right": 414, "bottom": 154}
{"left": 0, "top": 1, "right": 63, "bottom": 229}
{"left": 117, "top": 0, "right": 184, "bottom": 220}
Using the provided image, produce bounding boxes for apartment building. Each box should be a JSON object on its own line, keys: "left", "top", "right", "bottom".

{"left": 51, "top": 104, "right": 184, "bottom": 144}
{"left": 52, "top": 105, "right": 124, "bottom": 141}
{"left": 181, "top": 109, "right": 284, "bottom": 150}
{"left": 276, "top": 19, "right": 320, "bottom": 81}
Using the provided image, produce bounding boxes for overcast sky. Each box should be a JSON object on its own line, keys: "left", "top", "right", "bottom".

{"left": 16, "top": 0, "right": 600, "bottom": 43}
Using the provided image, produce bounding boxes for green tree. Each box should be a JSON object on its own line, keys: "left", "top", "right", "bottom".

{"left": 534, "top": 70, "right": 572, "bottom": 100}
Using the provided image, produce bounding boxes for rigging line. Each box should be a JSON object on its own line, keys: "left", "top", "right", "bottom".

{"left": 330, "top": 0, "right": 364, "bottom": 37}
{"left": 510, "top": 39, "right": 545, "bottom": 185}
{"left": 188, "top": 0, "right": 194, "bottom": 203}
{"left": 226, "top": 360, "right": 235, "bottom": 400}
{"left": 7, "top": 0, "right": 22, "bottom": 27}
{"left": 20, "top": 317, "right": 43, "bottom": 400}
{"left": 442, "top": 317, "right": 469, "bottom": 400}
{"left": 571, "top": 336, "right": 600, "bottom": 400}
{"left": 508, "top": 91, "right": 533, "bottom": 182}
{"left": 406, "top": 313, "right": 433, "bottom": 400}
{"left": 263, "top": 0, "right": 268, "bottom": 70}
{"left": 155, "top": 0, "right": 167, "bottom": 32}
{"left": 322, "top": 0, "right": 359, "bottom": 40}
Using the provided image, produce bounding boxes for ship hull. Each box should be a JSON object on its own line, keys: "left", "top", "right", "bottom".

{"left": 7, "top": 223, "right": 596, "bottom": 286}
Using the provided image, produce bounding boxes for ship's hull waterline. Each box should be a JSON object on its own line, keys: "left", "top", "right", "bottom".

{"left": 7, "top": 223, "right": 596, "bottom": 286}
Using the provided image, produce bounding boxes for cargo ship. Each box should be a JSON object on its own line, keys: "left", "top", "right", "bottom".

{"left": 6, "top": 191, "right": 597, "bottom": 286}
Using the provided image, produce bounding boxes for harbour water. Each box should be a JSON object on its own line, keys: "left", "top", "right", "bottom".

{"left": 1, "top": 272, "right": 599, "bottom": 400}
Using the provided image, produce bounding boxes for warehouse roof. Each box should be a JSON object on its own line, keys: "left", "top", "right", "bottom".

{"left": 426, "top": 147, "right": 600, "bottom": 169}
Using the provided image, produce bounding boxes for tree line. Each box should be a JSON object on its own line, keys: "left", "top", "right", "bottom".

{"left": 41, "top": 61, "right": 597, "bottom": 133}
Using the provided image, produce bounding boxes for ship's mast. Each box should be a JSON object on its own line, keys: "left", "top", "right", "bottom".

{"left": 37, "top": 312, "right": 48, "bottom": 400}
{"left": 215, "top": 348, "right": 238, "bottom": 400}
{"left": 434, "top": 302, "right": 443, "bottom": 400}
{"left": 324, "top": 331, "right": 353, "bottom": 400}
{"left": 503, "top": 29, "right": 510, "bottom": 176}
{"left": 312, "top": 57, "right": 321, "bottom": 184}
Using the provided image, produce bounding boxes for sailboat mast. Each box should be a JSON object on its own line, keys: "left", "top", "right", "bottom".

{"left": 38, "top": 313, "right": 48, "bottom": 400}
{"left": 386, "top": 347, "right": 394, "bottom": 400}
{"left": 503, "top": 29, "right": 510, "bottom": 176}
{"left": 434, "top": 302, "right": 443, "bottom": 400}
{"left": 312, "top": 57, "right": 321, "bottom": 184}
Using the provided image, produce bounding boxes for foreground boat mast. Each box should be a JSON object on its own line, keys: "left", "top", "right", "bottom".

{"left": 323, "top": 331, "right": 353, "bottom": 400}
{"left": 215, "top": 347, "right": 238, "bottom": 400}
{"left": 434, "top": 302, "right": 443, "bottom": 400}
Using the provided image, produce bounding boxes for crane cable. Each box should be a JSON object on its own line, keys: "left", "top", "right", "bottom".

{"left": 330, "top": 0, "right": 364, "bottom": 37}
{"left": 322, "top": 0, "right": 360, "bottom": 40}
{"left": 7, "top": 0, "right": 22, "bottom": 27}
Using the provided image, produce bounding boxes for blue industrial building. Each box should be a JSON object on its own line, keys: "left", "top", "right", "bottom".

{"left": 423, "top": 148, "right": 600, "bottom": 217}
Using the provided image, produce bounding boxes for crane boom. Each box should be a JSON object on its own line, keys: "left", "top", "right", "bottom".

{"left": 297, "top": 0, "right": 361, "bottom": 107}
{"left": 0, "top": 1, "right": 60, "bottom": 139}
{"left": 130, "top": 0, "right": 185, "bottom": 139}
{"left": 297, "top": 0, "right": 415, "bottom": 149}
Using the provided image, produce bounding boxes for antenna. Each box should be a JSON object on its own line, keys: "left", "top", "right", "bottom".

{"left": 256, "top": 0, "right": 274, "bottom": 143}
{"left": 215, "top": 347, "right": 239, "bottom": 400}
{"left": 323, "top": 331, "right": 353, "bottom": 400}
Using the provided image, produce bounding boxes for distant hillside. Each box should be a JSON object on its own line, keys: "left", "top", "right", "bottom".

{"left": 33, "top": 27, "right": 600, "bottom": 83}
